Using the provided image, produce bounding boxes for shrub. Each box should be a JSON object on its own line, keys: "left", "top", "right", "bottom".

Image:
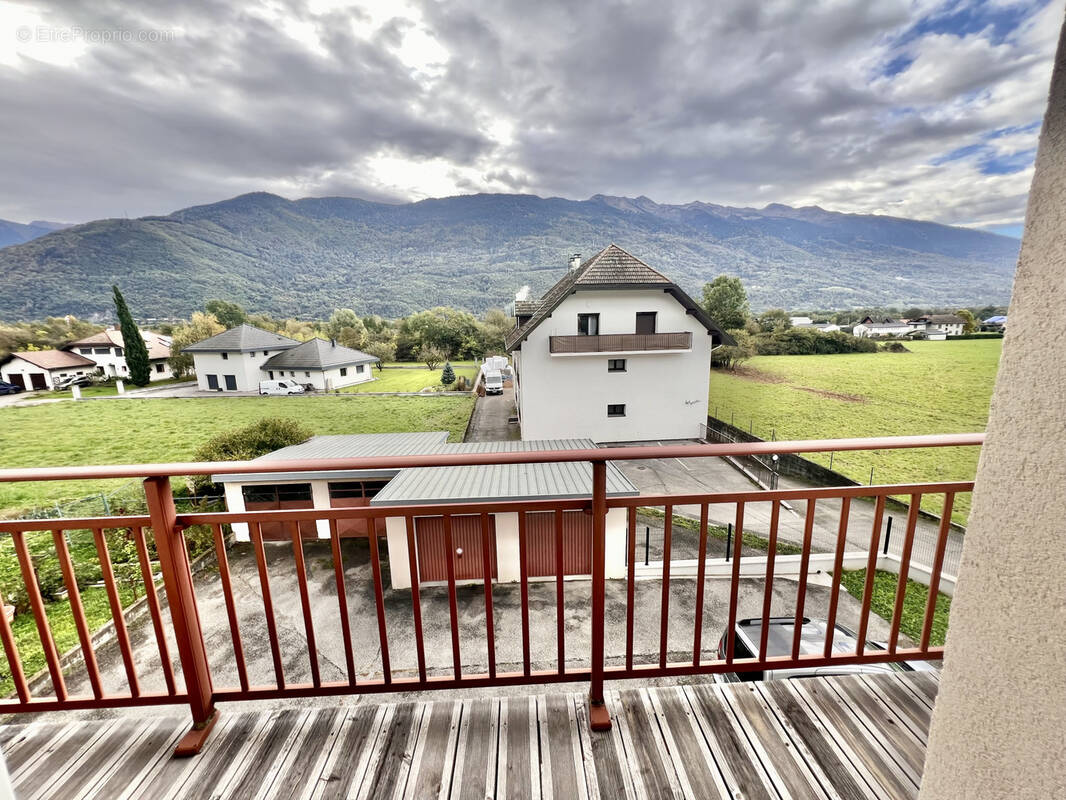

{"left": 440, "top": 362, "right": 456, "bottom": 386}
{"left": 191, "top": 417, "right": 313, "bottom": 490}
{"left": 711, "top": 329, "right": 755, "bottom": 370}
{"left": 752, "top": 328, "right": 879, "bottom": 356}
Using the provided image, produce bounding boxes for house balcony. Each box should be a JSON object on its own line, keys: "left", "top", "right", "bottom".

{"left": 0, "top": 434, "right": 980, "bottom": 798}
{"left": 549, "top": 331, "right": 692, "bottom": 354}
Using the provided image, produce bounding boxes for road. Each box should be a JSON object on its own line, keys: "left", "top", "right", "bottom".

{"left": 464, "top": 385, "right": 520, "bottom": 442}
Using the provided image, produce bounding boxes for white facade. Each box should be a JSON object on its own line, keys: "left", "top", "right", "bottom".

{"left": 0, "top": 355, "right": 95, "bottom": 390}
{"left": 192, "top": 350, "right": 277, "bottom": 391}
{"left": 513, "top": 289, "right": 713, "bottom": 442}
{"left": 853, "top": 322, "right": 912, "bottom": 338}
{"left": 70, "top": 343, "right": 173, "bottom": 381}
{"left": 262, "top": 361, "right": 374, "bottom": 391}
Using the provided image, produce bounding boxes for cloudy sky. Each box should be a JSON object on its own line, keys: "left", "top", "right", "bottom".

{"left": 0, "top": 0, "right": 1061, "bottom": 235}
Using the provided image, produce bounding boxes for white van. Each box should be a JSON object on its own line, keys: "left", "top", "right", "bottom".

{"left": 259, "top": 379, "right": 306, "bottom": 396}
{"left": 484, "top": 370, "right": 504, "bottom": 395}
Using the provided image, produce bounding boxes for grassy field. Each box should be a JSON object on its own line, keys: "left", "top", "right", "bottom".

{"left": 0, "top": 395, "right": 475, "bottom": 514}
{"left": 839, "top": 568, "right": 951, "bottom": 647}
{"left": 340, "top": 365, "right": 478, "bottom": 393}
{"left": 709, "top": 339, "right": 1002, "bottom": 523}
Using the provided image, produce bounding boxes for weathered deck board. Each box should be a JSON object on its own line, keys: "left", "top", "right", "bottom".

{"left": 0, "top": 673, "right": 937, "bottom": 800}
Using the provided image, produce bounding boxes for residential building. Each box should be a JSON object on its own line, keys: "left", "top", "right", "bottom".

{"left": 788, "top": 316, "right": 813, "bottom": 325}
{"left": 212, "top": 432, "right": 637, "bottom": 589}
{"left": 0, "top": 349, "right": 96, "bottom": 390}
{"left": 504, "top": 244, "right": 733, "bottom": 442}
{"left": 792, "top": 321, "right": 841, "bottom": 332}
{"left": 64, "top": 328, "right": 174, "bottom": 381}
{"left": 909, "top": 314, "right": 967, "bottom": 336}
{"left": 853, "top": 317, "right": 912, "bottom": 337}
{"left": 181, "top": 324, "right": 379, "bottom": 392}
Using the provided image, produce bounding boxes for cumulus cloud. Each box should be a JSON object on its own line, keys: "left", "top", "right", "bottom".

{"left": 0, "top": 0, "right": 1060, "bottom": 229}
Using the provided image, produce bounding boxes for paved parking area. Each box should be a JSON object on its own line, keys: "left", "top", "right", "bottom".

{"left": 465, "top": 386, "right": 519, "bottom": 441}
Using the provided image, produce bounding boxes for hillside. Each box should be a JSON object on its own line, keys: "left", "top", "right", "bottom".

{"left": 0, "top": 192, "right": 1019, "bottom": 320}
{"left": 0, "top": 218, "right": 70, "bottom": 249}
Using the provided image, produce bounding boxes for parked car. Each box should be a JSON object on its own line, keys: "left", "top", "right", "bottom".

{"left": 717, "top": 617, "right": 937, "bottom": 682}
{"left": 484, "top": 370, "right": 504, "bottom": 395}
{"left": 259, "top": 379, "right": 306, "bottom": 396}
{"left": 0, "top": 381, "right": 23, "bottom": 395}
{"left": 53, "top": 374, "right": 94, "bottom": 390}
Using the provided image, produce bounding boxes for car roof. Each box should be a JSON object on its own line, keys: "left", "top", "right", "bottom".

{"left": 736, "top": 617, "right": 860, "bottom": 658}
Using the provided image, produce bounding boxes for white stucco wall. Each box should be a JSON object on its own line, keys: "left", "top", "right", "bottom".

{"left": 71, "top": 343, "right": 174, "bottom": 381}
{"left": 512, "top": 289, "right": 713, "bottom": 442}
{"left": 193, "top": 351, "right": 274, "bottom": 391}
{"left": 0, "top": 356, "right": 94, "bottom": 389}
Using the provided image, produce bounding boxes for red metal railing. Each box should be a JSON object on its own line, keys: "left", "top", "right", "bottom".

{"left": 0, "top": 434, "right": 982, "bottom": 753}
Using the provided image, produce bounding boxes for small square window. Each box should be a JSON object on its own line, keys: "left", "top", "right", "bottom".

{"left": 608, "top": 359, "right": 626, "bottom": 372}
{"left": 356, "top": 364, "right": 364, "bottom": 373}
{"left": 607, "top": 404, "right": 626, "bottom": 417}
{"left": 290, "top": 371, "right": 296, "bottom": 377}
{"left": 340, "top": 367, "right": 348, "bottom": 377}
{"left": 221, "top": 352, "right": 229, "bottom": 360}
{"left": 263, "top": 351, "right": 269, "bottom": 357}
{"left": 304, "top": 371, "right": 311, "bottom": 378}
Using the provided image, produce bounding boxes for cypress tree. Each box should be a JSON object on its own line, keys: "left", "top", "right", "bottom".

{"left": 440, "top": 362, "right": 456, "bottom": 386}
{"left": 112, "top": 285, "right": 151, "bottom": 386}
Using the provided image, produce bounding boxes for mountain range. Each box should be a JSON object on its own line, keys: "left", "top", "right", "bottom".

{"left": 0, "top": 192, "right": 1019, "bottom": 320}
{"left": 0, "top": 218, "right": 70, "bottom": 249}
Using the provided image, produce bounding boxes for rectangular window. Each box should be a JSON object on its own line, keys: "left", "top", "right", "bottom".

{"left": 635, "top": 312, "right": 657, "bottom": 334}
{"left": 221, "top": 352, "right": 229, "bottom": 360}
{"left": 608, "top": 359, "right": 626, "bottom": 372}
{"left": 115, "top": 347, "right": 123, "bottom": 356}
{"left": 577, "top": 313, "right": 600, "bottom": 335}
{"left": 206, "top": 374, "right": 219, "bottom": 390}
{"left": 93, "top": 347, "right": 109, "bottom": 354}
{"left": 263, "top": 351, "right": 270, "bottom": 356}
{"left": 290, "top": 371, "right": 296, "bottom": 377}
{"left": 339, "top": 367, "right": 348, "bottom": 377}
{"left": 356, "top": 364, "right": 364, "bottom": 373}
{"left": 268, "top": 371, "right": 274, "bottom": 379}
{"left": 224, "top": 374, "right": 237, "bottom": 390}
{"left": 79, "top": 348, "right": 92, "bottom": 354}
{"left": 607, "top": 404, "right": 626, "bottom": 417}
{"left": 155, "top": 363, "right": 164, "bottom": 373}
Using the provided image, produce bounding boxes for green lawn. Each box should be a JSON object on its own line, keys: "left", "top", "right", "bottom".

{"left": 839, "top": 568, "right": 952, "bottom": 648}
{"left": 0, "top": 395, "right": 475, "bottom": 514}
{"left": 709, "top": 339, "right": 1001, "bottom": 523}
{"left": 340, "top": 365, "right": 478, "bottom": 393}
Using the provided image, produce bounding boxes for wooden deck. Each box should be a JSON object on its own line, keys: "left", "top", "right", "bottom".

{"left": 0, "top": 672, "right": 939, "bottom": 799}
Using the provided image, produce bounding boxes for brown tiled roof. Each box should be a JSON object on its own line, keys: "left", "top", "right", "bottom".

{"left": 5, "top": 349, "right": 96, "bottom": 370}
{"left": 512, "top": 300, "right": 539, "bottom": 316}
{"left": 504, "top": 244, "right": 733, "bottom": 350}
{"left": 68, "top": 328, "right": 171, "bottom": 359}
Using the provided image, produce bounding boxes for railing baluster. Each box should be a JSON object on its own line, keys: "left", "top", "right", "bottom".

{"left": 250, "top": 520, "right": 286, "bottom": 689}
{"left": 791, "top": 499, "right": 817, "bottom": 661}
{"left": 823, "top": 497, "right": 852, "bottom": 658}
{"left": 888, "top": 495, "right": 922, "bottom": 653}
{"left": 210, "top": 523, "right": 247, "bottom": 693}
{"left": 12, "top": 530, "right": 66, "bottom": 700}
{"left": 405, "top": 516, "right": 427, "bottom": 682}
{"left": 588, "top": 460, "right": 610, "bottom": 730}
{"left": 725, "top": 502, "right": 745, "bottom": 663}
{"left": 920, "top": 493, "right": 955, "bottom": 651}
{"left": 518, "top": 510, "right": 531, "bottom": 677}
{"left": 368, "top": 526, "right": 392, "bottom": 683}
{"left": 625, "top": 507, "right": 636, "bottom": 671}
{"left": 51, "top": 528, "right": 103, "bottom": 699}
{"left": 135, "top": 526, "right": 176, "bottom": 695}
{"left": 856, "top": 495, "right": 886, "bottom": 656}
{"left": 289, "top": 522, "right": 321, "bottom": 689}
{"left": 328, "top": 520, "right": 356, "bottom": 687}
{"left": 480, "top": 513, "right": 496, "bottom": 680}
{"left": 692, "top": 504, "right": 710, "bottom": 666}
{"left": 0, "top": 589, "right": 29, "bottom": 703}
{"left": 554, "top": 510, "right": 565, "bottom": 674}
{"left": 659, "top": 505, "right": 673, "bottom": 669}
{"left": 759, "top": 501, "right": 781, "bottom": 662}
{"left": 93, "top": 527, "right": 141, "bottom": 697}
{"left": 442, "top": 514, "right": 462, "bottom": 680}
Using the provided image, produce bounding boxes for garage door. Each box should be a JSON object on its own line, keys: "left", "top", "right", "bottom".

{"left": 329, "top": 480, "right": 388, "bottom": 537}
{"left": 30, "top": 373, "right": 48, "bottom": 390}
{"left": 7, "top": 375, "right": 25, "bottom": 390}
{"left": 416, "top": 515, "right": 498, "bottom": 583}
{"left": 524, "top": 511, "right": 593, "bottom": 577}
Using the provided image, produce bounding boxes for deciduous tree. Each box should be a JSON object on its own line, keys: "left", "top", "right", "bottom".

{"left": 701, "top": 276, "right": 750, "bottom": 330}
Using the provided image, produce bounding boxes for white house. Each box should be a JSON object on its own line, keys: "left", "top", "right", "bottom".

{"left": 792, "top": 321, "right": 841, "bottom": 333}
{"left": 0, "top": 350, "right": 97, "bottom": 390}
{"left": 908, "top": 314, "right": 967, "bottom": 337}
{"left": 64, "top": 328, "right": 174, "bottom": 381}
{"left": 212, "top": 432, "right": 638, "bottom": 590}
{"left": 504, "top": 244, "right": 733, "bottom": 443}
{"left": 852, "top": 317, "right": 912, "bottom": 338}
{"left": 181, "top": 325, "right": 378, "bottom": 392}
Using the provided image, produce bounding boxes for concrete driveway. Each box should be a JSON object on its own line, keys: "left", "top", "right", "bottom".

{"left": 464, "top": 386, "right": 519, "bottom": 442}
{"left": 23, "top": 535, "right": 893, "bottom": 722}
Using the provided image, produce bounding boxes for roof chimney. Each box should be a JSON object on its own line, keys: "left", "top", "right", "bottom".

{"left": 569, "top": 253, "right": 582, "bottom": 271}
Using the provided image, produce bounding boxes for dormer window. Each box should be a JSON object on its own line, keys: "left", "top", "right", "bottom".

{"left": 577, "top": 313, "right": 600, "bottom": 335}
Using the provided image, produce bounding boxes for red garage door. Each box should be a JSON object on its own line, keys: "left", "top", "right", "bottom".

{"left": 416, "top": 515, "right": 498, "bottom": 583}
{"left": 524, "top": 511, "right": 593, "bottom": 577}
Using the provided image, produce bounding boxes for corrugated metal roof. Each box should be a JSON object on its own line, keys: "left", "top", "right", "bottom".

{"left": 213, "top": 433, "right": 640, "bottom": 503}
{"left": 371, "top": 439, "right": 638, "bottom": 505}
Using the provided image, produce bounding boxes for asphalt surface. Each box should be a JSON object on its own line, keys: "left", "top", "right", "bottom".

{"left": 464, "top": 386, "right": 520, "bottom": 442}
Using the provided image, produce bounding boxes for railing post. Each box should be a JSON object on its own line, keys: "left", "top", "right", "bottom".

{"left": 588, "top": 459, "right": 611, "bottom": 731}
{"left": 144, "top": 476, "right": 218, "bottom": 756}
